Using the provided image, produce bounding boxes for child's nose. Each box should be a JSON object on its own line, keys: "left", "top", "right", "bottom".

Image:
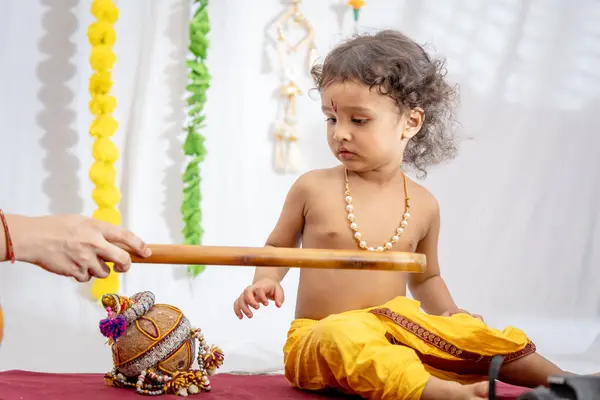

{"left": 332, "top": 126, "right": 351, "bottom": 142}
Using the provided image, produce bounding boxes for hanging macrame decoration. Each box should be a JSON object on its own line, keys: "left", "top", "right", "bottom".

{"left": 348, "top": 0, "right": 365, "bottom": 34}
{"left": 272, "top": 0, "right": 316, "bottom": 174}
{"left": 87, "top": 0, "right": 121, "bottom": 301}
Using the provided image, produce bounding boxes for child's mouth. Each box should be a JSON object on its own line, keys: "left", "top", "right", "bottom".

{"left": 338, "top": 150, "right": 357, "bottom": 159}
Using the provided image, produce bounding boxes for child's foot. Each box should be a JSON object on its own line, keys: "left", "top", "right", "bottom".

{"left": 422, "top": 378, "right": 488, "bottom": 400}
{"left": 455, "top": 381, "right": 488, "bottom": 400}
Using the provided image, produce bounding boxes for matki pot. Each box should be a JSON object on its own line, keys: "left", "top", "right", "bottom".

{"left": 99, "top": 291, "right": 224, "bottom": 396}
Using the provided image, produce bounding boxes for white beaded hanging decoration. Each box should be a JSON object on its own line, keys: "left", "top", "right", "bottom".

{"left": 272, "top": 0, "right": 317, "bottom": 174}
{"left": 344, "top": 168, "right": 411, "bottom": 252}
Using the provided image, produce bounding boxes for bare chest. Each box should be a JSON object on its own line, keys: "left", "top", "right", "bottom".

{"left": 302, "top": 188, "right": 425, "bottom": 253}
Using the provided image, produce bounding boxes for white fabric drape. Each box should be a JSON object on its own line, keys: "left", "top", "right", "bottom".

{"left": 0, "top": 0, "right": 599, "bottom": 374}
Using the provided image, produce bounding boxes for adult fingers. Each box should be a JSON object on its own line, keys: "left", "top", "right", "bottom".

{"left": 113, "top": 262, "right": 131, "bottom": 273}
{"left": 94, "top": 221, "right": 151, "bottom": 258}
{"left": 94, "top": 238, "right": 132, "bottom": 272}
{"left": 89, "top": 257, "right": 111, "bottom": 279}
{"left": 72, "top": 267, "right": 91, "bottom": 283}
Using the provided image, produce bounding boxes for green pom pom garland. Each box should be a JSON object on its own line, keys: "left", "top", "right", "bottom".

{"left": 182, "top": 0, "right": 210, "bottom": 277}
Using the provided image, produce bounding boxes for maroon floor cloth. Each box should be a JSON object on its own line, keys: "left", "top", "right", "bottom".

{"left": 0, "top": 370, "right": 530, "bottom": 399}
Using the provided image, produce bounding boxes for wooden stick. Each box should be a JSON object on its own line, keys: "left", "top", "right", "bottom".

{"left": 130, "top": 244, "right": 426, "bottom": 272}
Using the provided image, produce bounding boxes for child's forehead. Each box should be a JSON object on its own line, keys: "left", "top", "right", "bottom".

{"left": 320, "top": 81, "right": 390, "bottom": 107}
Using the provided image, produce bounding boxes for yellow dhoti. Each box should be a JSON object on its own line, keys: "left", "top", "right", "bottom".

{"left": 283, "top": 296, "right": 535, "bottom": 400}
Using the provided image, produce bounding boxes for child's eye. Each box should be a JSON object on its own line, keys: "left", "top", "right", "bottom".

{"left": 352, "top": 118, "right": 368, "bottom": 125}
{"left": 325, "top": 117, "right": 337, "bottom": 123}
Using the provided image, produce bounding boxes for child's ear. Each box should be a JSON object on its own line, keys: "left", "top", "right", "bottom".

{"left": 402, "top": 107, "right": 424, "bottom": 139}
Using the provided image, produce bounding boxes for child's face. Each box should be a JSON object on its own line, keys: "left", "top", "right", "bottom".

{"left": 320, "top": 80, "right": 422, "bottom": 172}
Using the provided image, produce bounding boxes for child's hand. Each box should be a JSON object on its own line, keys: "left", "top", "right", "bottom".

{"left": 441, "top": 309, "right": 484, "bottom": 322}
{"left": 233, "top": 278, "right": 284, "bottom": 319}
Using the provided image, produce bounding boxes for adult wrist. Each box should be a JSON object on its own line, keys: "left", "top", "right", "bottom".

{"left": 3, "top": 214, "right": 38, "bottom": 263}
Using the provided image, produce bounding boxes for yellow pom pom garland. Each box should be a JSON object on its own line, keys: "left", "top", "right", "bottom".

{"left": 88, "top": 0, "right": 121, "bottom": 300}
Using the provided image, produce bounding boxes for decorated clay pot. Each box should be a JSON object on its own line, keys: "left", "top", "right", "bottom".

{"left": 99, "top": 291, "right": 223, "bottom": 396}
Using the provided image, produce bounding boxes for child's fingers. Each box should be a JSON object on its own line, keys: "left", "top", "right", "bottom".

{"left": 235, "top": 297, "right": 253, "bottom": 318}
{"left": 240, "top": 301, "right": 253, "bottom": 318}
{"left": 274, "top": 285, "right": 285, "bottom": 307}
{"left": 243, "top": 287, "right": 260, "bottom": 310}
{"left": 255, "top": 288, "right": 269, "bottom": 306}
{"left": 233, "top": 300, "right": 244, "bottom": 319}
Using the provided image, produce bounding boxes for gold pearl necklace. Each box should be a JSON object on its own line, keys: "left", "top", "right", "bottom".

{"left": 344, "top": 168, "right": 411, "bottom": 252}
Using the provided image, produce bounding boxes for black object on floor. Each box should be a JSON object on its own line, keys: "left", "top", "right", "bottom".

{"left": 488, "top": 355, "right": 504, "bottom": 399}
{"left": 487, "top": 355, "right": 600, "bottom": 400}
{"left": 517, "top": 375, "right": 600, "bottom": 400}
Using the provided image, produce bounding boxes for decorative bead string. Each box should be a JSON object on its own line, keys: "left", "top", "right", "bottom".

{"left": 122, "top": 292, "right": 155, "bottom": 324}
{"left": 344, "top": 168, "right": 411, "bottom": 252}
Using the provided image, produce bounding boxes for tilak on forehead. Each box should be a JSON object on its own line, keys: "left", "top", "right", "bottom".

{"left": 331, "top": 99, "right": 338, "bottom": 113}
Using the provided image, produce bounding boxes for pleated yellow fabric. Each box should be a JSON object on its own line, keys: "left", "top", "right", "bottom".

{"left": 284, "top": 296, "right": 535, "bottom": 400}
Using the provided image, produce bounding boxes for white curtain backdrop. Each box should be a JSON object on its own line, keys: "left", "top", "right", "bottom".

{"left": 1, "top": 0, "right": 599, "bottom": 375}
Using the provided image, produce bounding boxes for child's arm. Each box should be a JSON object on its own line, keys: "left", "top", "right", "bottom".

{"left": 407, "top": 199, "right": 460, "bottom": 316}
{"left": 251, "top": 174, "right": 310, "bottom": 284}
{"left": 234, "top": 176, "right": 310, "bottom": 319}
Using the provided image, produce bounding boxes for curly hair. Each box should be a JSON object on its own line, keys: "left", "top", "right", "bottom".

{"left": 310, "top": 30, "right": 459, "bottom": 178}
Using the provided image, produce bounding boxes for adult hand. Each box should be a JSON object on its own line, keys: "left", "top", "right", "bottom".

{"left": 5, "top": 214, "right": 151, "bottom": 282}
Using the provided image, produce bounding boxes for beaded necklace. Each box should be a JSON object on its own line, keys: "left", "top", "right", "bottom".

{"left": 344, "top": 168, "right": 411, "bottom": 252}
